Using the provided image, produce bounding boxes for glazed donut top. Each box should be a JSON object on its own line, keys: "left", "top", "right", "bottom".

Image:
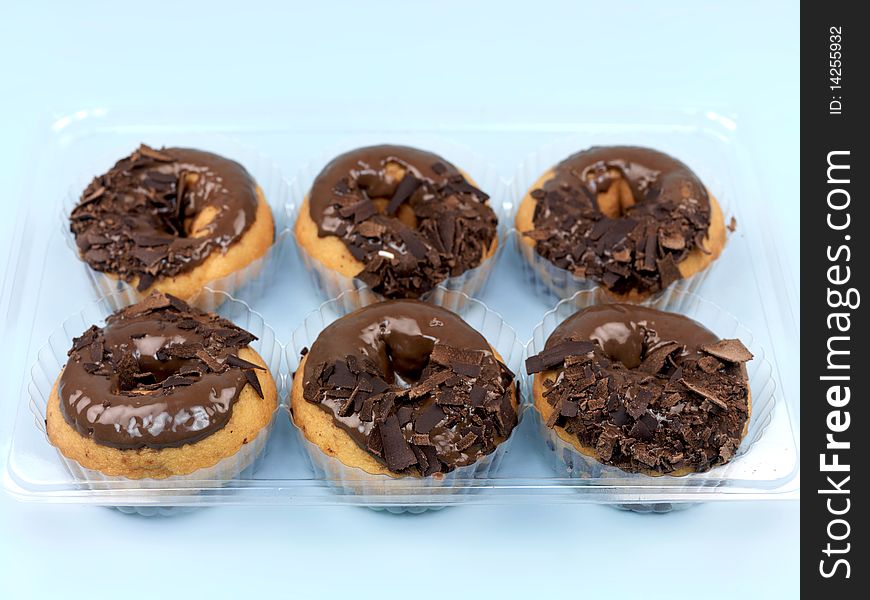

{"left": 59, "top": 292, "right": 266, "bottom": 450}
{"left": 302, "top": 300, "right": 517, "bottom": 475}
{"left": 525, "top": 146, "right": 712, "bottom": 296}
{"left": 308, "top": 145, "right": 498, "bottom": 299}
{"left": 70, "top": 145, "right": 260, "bottom": 291}
{"left": 526, "top": 304, "right": 752, "bottom": 474}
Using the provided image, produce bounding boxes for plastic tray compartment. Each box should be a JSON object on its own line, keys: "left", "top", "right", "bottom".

{"left": 1, "top": 108, "right": 799, "bottom": 509}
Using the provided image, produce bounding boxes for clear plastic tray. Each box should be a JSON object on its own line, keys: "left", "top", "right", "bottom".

{"left": 0, "top": 108, "right": 799, "bottom": 510}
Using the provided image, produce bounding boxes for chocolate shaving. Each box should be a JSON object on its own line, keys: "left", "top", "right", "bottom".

{"left": 226, "top": 354, "right": 266, "bottom": 370}
{"left": 195, "top": 349, "right": 225, "bottom": 372}
{"left": 451, "top": 362, "right": 482, "bottom": 378}
{"left": 138, "top": 145, "right": 175, "bottom": 162}
{"left": 638, "top": 342, "right": 682, "bottom": 374}
{"left": 71, "top": 326, "right": 99, "bottom": 352}
{"left": 340, "top": 200, "right": 377, "bottom": 223}
{"left": 700, "top": 339, "right": 753, "bottom": 363}
{"left": 430, "top": 344, "right": 485, "bottom": 367}
{"left": 414, "top": 404, "right": 446, "bottom": 434}
{"left": 455, "top": 432, "right": 478, "bottom": 451}
{"left": 656, "top": 255, "right": 682, "bottom": 290}
{"left": 131, "top": 291, "right": 173, "bottom": 314}
{"left": 395, "top": 226, "right": 429, "bottom": 259}
{"left": 525, "top": 339, "right": 595, "bottom": 374}
{"left": 680, "top": 378, "right": 728, "bottom": 410}
{"left": 244, "top": 370, "right": 264, "bottom": 399}
{"left": 410, "top": 433, "right": 431, "bottom": 446}
{"left": 408, "top": 370, "right": 452, "bottom": 399}
{"left": 367, "top": 423, "right": 384, "bottom": 457}
{"left": 136, "top": 273, "right": 155, "bottom": 292}
{"left": 698, "top": 356, "right": 724, "bottom": 373}
{"left": 558, "top": 399, "right": 579, "bottom": 417}
{"left": 625, "top": 387, "right": 653, "bottom": 419}
{"left": 630, "top": 443, "right": 659, "bottom": 466}
{"left": 81, "top": 186, "right": 106, "bottom": 204}
{"left": 414, "top": 444, "right": 442, "bottom": 476}
{"left": 386, "top": 172, "right": 421, "bottom": 215}
{"left": 161, "top": 375, "right": 195, "bottom": 388}
{"left": 469, "top": 385, "right": 487, "bottom": 407}
{"left": 379, "top": 414, "right": 417, "bottom": 471}
{"left": 356, "top": 220, "right": 385, "bottom": 238}
{"left": 659, "top": 230, "right": 686, "bottom": 250}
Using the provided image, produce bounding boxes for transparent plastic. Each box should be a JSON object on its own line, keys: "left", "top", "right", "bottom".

{"left": 1, "top": 108, "right": 799, "bottom": 510}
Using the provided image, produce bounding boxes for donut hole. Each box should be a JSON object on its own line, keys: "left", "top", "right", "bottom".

{"left": 362, "top": 318, "right": 436, "bottom": 385}
{"left": 381, "top": 329, "right": 435, "bottom": 384}
{"left": 383, "top": 161, "right": 406, "bottom": 182}
{"left": 152, "top": 172, "right": 220, "bottom": 239}
{"left": 187, "top": 205, "right": 219, "bottom": 238}
{"left": 177, "top": 172, "right": 222, "bottom": 238}
{"left": 593, "top": 169, "right": 637, "bottom": 219}
{"left": 135, "top": 355, "right": 191, "bottom": 385}
{"left": 372, "top": 199, "right": 418, "bottom": 229}
{"left": 114, "top": 335, "right": 195, "bottom": 391}
{"left": 360, "top": 161, "right": 419, "bottom": 229}
{"left": 589, "top": 321, "right": 662, "bottom": 370}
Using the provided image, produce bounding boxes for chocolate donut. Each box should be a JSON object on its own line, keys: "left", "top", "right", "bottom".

{"left": 516, "top": 146, "right": 726, "bottom": 300}
{"left": 526, "top": 304, "right": 752, "bottom": 475}
{"left": 46, "top": 292, "right": 278, "bottom": 478}
{"left": 294, "top": 145, "right": 499, "bottom": 299}
{"left": 70, "top": 145, "right": 275, "bottom": 300}
{"left": 291, "top": 300, "right": 518, "bottom": 476}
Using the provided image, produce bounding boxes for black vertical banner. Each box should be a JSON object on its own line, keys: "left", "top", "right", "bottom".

{"left": 803, "top": 4, "right": 866, "bottom": 596}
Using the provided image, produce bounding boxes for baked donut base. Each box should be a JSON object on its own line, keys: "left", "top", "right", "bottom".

{"left": 532, "top": 369, "right": 751, "bottom": 477}
{"left": 290, "top": 349, "right": 518, "bottom": 478}
{"left": 94, "top": 186, "right": 275, "bottom": 302}
{"left": 293, "top": 169, "right": 499, "bottom": 283}
{"left": 46, "top": 347, "right": 278, "bottom": 480}
{"left": 515, "top": 168, "right": 727, "bottom": 302}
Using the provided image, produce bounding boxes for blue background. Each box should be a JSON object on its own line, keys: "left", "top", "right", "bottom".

{"left": 0, "top": 2, "right": 799, "bottom": 598}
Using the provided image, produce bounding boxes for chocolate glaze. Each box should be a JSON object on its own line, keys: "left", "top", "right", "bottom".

{"left": 70, "top": 145, "right": 260, "bottom": 291}
{"left": 546, "top": 305, "right": 718, "bottom": 367}
{"left": 59, "top": 292, "right": 265, "bottom": 450}
{"left": 307, "top": 145, "right": 498, "bottom": 299}
{"left": 526, "top": 304, "right": 751, "bottom": 474}
{"left": 301, "top": 301, "right": 517, "bottom": 475}
{"left": 526, "top": 146, "right": 712, "bottom": 296}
